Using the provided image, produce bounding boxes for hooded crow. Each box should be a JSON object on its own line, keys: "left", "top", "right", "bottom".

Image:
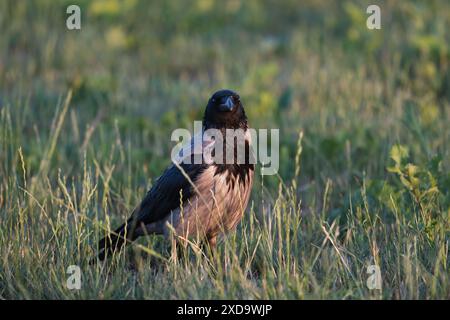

{"left": 95, "top": 89, "right": 254, "bottom": 261}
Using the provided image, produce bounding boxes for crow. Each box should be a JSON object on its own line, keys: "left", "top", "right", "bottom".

{"left": 95, "top": 89, "right": 254, "bottom": 261}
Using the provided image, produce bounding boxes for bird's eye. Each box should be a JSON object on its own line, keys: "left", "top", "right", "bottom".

{"left": 211, "top": 98, "right": 216, "bottom": 103}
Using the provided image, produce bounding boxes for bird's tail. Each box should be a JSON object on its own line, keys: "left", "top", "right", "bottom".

{"left": 92, "top": 222, "right": 136, "bottom": 263}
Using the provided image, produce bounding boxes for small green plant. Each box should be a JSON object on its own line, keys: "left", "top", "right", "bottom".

{"left": 387, "top": 144, "right": 448, "bottom": 240}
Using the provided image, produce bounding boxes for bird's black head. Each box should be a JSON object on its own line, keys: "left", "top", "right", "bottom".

{"left": 203, "top": 89, "right": 247, "bottom": 130}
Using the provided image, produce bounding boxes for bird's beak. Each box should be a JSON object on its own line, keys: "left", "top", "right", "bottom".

{"left": 220, "top": 96, "right": 235, "bottom": 112}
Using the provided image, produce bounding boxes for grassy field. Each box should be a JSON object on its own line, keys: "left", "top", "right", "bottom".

{"left": 0, "top": 0, "right": 449, "bottom": 299}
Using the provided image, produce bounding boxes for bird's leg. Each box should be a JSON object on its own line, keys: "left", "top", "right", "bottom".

{"left": 207, "top": 236, "right": 217, "bottom": 249}
{"left": 204, "top": 235, "right": 223, "bottom": 278}
{"left": 174, "top": 239, "right": 189, "bottom": 262}
{"left": 205, "top": 235, "right": 217, "bottom": 258}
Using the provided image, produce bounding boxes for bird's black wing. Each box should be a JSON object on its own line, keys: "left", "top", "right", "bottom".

{"left": 95, "top": 160, "right": 207, "bottom": 261}
{"left": 132, "top": 161, "right": 207, "bottom": 225}
{"left": 132, "top": 134, "right": 213, "bottom": 225}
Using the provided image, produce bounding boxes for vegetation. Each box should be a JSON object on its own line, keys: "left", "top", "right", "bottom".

{"left": 0, "top": 0, "right": 448, "bottom": 299}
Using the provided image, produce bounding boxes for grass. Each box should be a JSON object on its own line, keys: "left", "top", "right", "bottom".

{"left": 0, "top": 0, "right": 449, "bottom": 299}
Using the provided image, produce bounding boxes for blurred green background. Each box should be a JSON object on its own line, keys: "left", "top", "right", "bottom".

{"left": 1, "top": 0, "right": 448, "bottom": 184}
